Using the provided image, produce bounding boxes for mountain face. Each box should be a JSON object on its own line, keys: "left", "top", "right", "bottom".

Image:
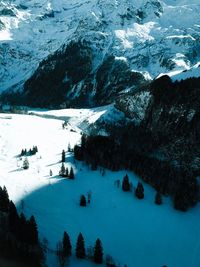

{"left": 116, "top": 75, "right": 200, "bottom": 173}
{"left": 1, "top": 0, "right": 200, "bottom": 107}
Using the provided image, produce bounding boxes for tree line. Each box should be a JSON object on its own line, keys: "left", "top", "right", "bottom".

{"left": 0, "top": 186, "right": 43, "bottom": 266}
{"left": 74, "top": 134, "right": 198, "bottom": 211}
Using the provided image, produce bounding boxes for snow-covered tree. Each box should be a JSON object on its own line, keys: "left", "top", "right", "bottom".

{"left": 23, "top": 157, "right": 29, "bottom": 169}
{"left": 59, "top": 163, "right": 65, "bottom": 176}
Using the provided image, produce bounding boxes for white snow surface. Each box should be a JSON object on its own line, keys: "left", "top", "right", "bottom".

{"left": 1, "top": 0, "right": 200, "bottom": 92}
{"left": 28, "top": 104, "right": 125, "bottom": 134}
{"left": 0, "top": 110, "right": 200, "bottom": 267}
{"left": 171, "top": 62, "right": 200, "bottom": 81}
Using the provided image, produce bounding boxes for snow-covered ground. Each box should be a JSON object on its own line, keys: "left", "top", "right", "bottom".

{"left": 157, "top": 61, "right": 200, "bottom": 81}
{"left": 0, "top": 111, "right": 200, "bottom": 267}
{"left": 28, "top": 104, "right": 125, "bottom": 135}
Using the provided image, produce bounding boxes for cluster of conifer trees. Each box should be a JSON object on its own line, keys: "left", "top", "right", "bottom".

{"left": 59, "top": 163, "right": 75, "bottom": 179}
{"left": 122, "top": 174, "right": 162, "bottom": 204}
{"left": 21, "top": 146, "right": 38, "bottom": 156}
{"left": 0, "top": 186, "right": 43, "bottom": 266}
{"left": 60, "top": 150, "right": 75, "bottom": 178}
{"left": 74, "top": 134, "right": 198, "bottom": 211}
{"left": 57, "top": 231, "right": 104, "bottom": 265}
{"left": 122, "top": 174, "right": 144, "bottom": 199}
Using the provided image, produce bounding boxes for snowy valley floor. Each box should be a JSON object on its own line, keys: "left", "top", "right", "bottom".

{"left": 0, "top": 112, "right": 200, "bottom": 267}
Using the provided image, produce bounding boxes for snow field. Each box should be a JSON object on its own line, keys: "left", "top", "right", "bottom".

{"left": 0, "top": 112, "right": 200, "bottom": 267}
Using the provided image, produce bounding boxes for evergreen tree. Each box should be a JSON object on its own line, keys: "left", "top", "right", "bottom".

{"left": 0, "top": 186, "right": 10, "bottom": 212}
{"left": 80, "top": 195, "right": 87, "bottom": 207}
{"left": 62, "top": 150, "right": 65, "bottom": 163}
{"left": 74, "top": 145, "right": 83, "bottom": 161}
{"left": 56, "top": 241, "right": 65, "bottom": 267}
{"left": 173, "top": 178, "right": 197, "bottom": 211}
{"left": 94, "top": 238, "right": 103, "bottom": 264}
{"left": 76, "top": 233, "right": 86, "bottom": 259}
{"left": 50, "top": 169, "right": 53, "bottom": 176}
{"left": 81, "top": 134, "right": 87, "bottom": 149}
{"left": 17, "top": 213, "right": 27, "bottom": 242}
{"left": 23, "top": 157, "right": 29, "bottom": 169}
{"left": 59, "top": 163, "right": 65, "bottom": 177}
{"left": 135, "top": 182, "right": 144, "bottom": 199}
{"left": 105, "top": 255, "right": 116, "bottom": 267}
{"left": 155, "top": 192, "right": 162, "bottom": 205}
{"left": 122, "top": 174, "right": 130, "bottom": 192}
{"left": 8, "top": 201, "right": 19, "bottom": 233}
{"left": 28, "top": 215, "right": 39, "bottom": 245}
{"left": 29, "top": 148, "right": 32, "bottom": 155}
{"left": 3, "top": 186, "right": 9, "bottom": 210}
{"left": 63, "top": 231, "right": 72, "bottom": 257}
{"left": 69, "top": 167, "right": 75, "bottom": 179}
{"left": 31, "top": 146, "right": 38, "bottom": 155}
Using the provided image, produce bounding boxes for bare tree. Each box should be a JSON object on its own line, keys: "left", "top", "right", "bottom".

{"left": 87, "top": 191, "right": 92, "bottom": 204}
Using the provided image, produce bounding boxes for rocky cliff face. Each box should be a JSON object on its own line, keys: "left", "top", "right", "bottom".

{"left": 115, "top": 74, "right": 200, "bottom": 175}
{"left": 21, "top": 43, "right": 148, "bottom": 107}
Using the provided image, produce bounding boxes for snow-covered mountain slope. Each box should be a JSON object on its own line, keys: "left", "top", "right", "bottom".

{"left": 171, "top": 62, "right": 200, "bottom": 81}
{"left": 28, "top": 104, "right": 126, "bottom": 135}
{"left": 1, "top": 0, "right": 200, "bottom": 106}
{"left": 1, "top": 112, "right": 200, "bottom": 267}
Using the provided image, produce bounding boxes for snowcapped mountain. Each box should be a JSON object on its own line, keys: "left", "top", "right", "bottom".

{"left": 1, "top": 2, "right": 200, "bottom": 266}
{"left": 1, "top": 0, "right": 200, "bottom": 106}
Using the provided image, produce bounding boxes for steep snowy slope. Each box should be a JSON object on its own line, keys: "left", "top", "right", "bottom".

{"left": 171, "top": 62, "right": 200, "bottom": 81}
{"left": 1, "top": 0, "right": 200, "bottom": 106}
